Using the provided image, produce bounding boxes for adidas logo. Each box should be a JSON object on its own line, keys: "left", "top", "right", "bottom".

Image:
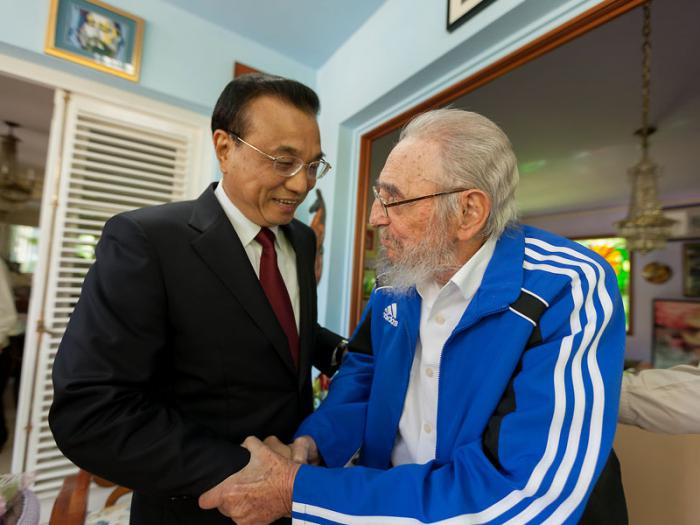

{"left": 383, "top": 303, "right": 398, "bottom": 327}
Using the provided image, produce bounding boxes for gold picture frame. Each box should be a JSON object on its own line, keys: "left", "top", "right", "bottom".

{"left": 45, "top": 0, "right": 144, "bottom": 82}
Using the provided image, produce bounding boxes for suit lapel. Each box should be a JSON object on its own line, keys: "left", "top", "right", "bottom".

{"left": 188, "top": 185, "right": 296, "bottom": 375}
{"left": 281, "top": 221, "right": 314, "bottom": 387}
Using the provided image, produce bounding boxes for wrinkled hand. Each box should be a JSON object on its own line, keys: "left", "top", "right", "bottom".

{"left": 263, "top": 436, "right": 292, "bottom": 459}
{"left": 198, "top": 436, "right": 300, "bottom": 525}
{"left": 289, "top": 435, "right": 320, "bottom": 465}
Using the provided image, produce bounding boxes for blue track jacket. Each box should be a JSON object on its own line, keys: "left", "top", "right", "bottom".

{"left": 292, "top": 226, "right": 626, "bottom": 524}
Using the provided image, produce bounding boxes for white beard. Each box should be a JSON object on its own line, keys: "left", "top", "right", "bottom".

{"left": 375, "top": 218, "right": 461, "bottom": 294}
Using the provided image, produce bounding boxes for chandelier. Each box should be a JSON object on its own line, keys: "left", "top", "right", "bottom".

{"left": 615, "top": 2, "right": 675, "bottom": 253}
{"left": 0, "top": 121, "right": 37, "bottom": 203}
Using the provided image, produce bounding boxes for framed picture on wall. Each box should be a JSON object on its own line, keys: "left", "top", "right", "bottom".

{"left": 447, "top": 0, "right": 497, "bottom": 32}
{"left": 574, "top": 236, "right": 632, "bottom": 334}
{"left": 683, "top": 242, "right": 700, "bottom": 297}
{"left": 45, "top": 0, "right": 144, "bottom": 82}
{"left": 652, "top": 299, "right": 700, "bottom": 368}
{"left": 664, "top": 203, "right": 700, "bottom": 240}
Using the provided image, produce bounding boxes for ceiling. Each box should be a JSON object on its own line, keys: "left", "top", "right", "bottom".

{"left": 0, "top": 74, "right": 53, "bottom": 170}
{"left": 162, "top": 0, "right": 386, "bottom": 68}
{"left": 371, "top": 0, "right": 700, "bottom": 218}
{"left": 0, "top": 74, "right": 53, "bottom": 215}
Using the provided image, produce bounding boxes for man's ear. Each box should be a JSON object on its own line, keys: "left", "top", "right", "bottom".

{"left": 213, "top": 130, "right": 232, "bottom": 171}
{"left": 456, "top": 189, "right": 491, "bottom": 241}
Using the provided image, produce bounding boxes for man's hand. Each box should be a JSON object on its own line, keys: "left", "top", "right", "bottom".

{"left": 289, "top": 435, "right": 321, "bottom": 465}
{"left": 198, "top": 436, "right": 300, "bottom": 525}
{"left": 263, "top": 435, "right": 292, "bottom": 459}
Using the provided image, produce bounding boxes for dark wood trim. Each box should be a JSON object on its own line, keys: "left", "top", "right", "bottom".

{"left": 350, "top": 134, "right": 374, "bottom": 327}
{"left": 233, "top": 61, "right": 262, "bottom": 78}
{"left": 48, "top": 470, "right": 90, "bottom": 525}
{"left": 349, "top": 0, "right": 645, "bottom": 329}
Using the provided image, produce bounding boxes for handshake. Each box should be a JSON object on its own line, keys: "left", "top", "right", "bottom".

{"left": 198, "top": 435, "right": 318, "bottom": 525}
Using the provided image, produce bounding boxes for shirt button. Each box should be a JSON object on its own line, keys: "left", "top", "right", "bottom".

{"left": 435, "top": 314, "right": 445, "bottom": 325}
{"left": 423, "top": 423, "right": 432, "bottom": 434}
{"left": 425, "top": 367, "right": 434, "bottom": 378}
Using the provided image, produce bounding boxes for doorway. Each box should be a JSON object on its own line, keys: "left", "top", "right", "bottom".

{"left": 0, "top": 73, "right": 54, "bottom": 473}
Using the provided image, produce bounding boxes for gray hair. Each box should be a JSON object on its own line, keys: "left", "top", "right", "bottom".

{"left": 399, "top": 108, "right": 519, "bottom": 238}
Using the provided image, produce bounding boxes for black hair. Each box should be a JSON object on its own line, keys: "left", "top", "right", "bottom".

{"left": 210, "top": 73, "right": 320, "bottom": 137}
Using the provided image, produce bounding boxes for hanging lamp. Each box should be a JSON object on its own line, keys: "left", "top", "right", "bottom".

{"left": 615, "top": 1, "right": 676, "bottom": 253}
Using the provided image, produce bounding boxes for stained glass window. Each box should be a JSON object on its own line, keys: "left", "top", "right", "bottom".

{"left": 575, "top": 237, "right": 631, "bottom": 333}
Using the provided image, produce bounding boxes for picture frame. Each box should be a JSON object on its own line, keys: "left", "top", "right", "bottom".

{"left": 652, "top": 299, "right": 700, "bottom": 368}
{"left": 233, "top": 61, "right": 261, "bottom": 78}
{"left": 447, "top": 0, "right": 497, "bottom": 32}
{"left": 45, "top": 0, "right": 144, "bottom": 82}
{"left": 683, "top": 242, "right": 700, "bottom": 297}
{"left": 663, "top": 203, "right": 700, "bottom": 241}
{"left": 573, "top": 236, "right": 633, "bottom": 334}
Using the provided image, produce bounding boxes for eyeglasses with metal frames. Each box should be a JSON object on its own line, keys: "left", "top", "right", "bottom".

{"left": 228, "top": 132, "right": 331, "bottom": 180}
{"left": 372, "top": 185, "right": 470, "bottom": 218}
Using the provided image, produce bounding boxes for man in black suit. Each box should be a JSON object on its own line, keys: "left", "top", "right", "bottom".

{"left": 49, "top": 74, "right": 344, "bottom": 524}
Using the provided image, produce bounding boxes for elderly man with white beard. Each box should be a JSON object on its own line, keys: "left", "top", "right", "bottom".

{"left": 199, "top": 109, "right": 628, "bottom": 525}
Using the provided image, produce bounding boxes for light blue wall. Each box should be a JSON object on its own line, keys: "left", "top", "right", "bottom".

{"left": 313, "top": 0, "right": 608, "bottom": 335}
{"left": 0, "top": 0, "right": 315, "bottom": 115}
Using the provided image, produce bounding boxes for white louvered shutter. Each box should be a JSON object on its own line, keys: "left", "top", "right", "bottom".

{"left": 13, "top": 91, "right": 210, "bottom": 499}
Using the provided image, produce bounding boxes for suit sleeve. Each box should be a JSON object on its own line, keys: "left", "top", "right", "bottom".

{"left": 49, "top": 214, "right": 249, "bottom": 497}
{"left": 311, "top": 325, "right": 344, "bottom": 377}
{"left": 291, "top": 256, "right": 626, "bottom": 524}
{"left": 296, "top": 301, "right": 374, "bottom": 467}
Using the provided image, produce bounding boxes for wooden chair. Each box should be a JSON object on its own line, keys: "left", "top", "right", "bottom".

{"left": 49, "top": 470, "right": 131, "bottom": 525}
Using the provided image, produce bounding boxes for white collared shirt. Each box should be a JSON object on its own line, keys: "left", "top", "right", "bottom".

{"left": 391, "top": 237, "right": 497, "bottom": 466}
{"left": 214, "top": 182, "right": 300, "bottom": 330}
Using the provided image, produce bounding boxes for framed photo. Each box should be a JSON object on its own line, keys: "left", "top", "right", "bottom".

{"left": 664, "top": 203, "right": 700, "bottom": 240}
{"left": 652, "top": 299, "right": 700, "bottom": 368}
{"left": 574, "top": 236, "right": 632, "bottom": 334}
{"left": 447, "top": 0, "right": 497, "bottom": 32}
{"left": 45, "top": 0, "right": 144, "bottom": 82}
{"left": 683, "top": 242, "right": 700, "bottom": 297}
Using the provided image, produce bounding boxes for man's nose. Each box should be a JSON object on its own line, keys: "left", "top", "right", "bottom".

{"left": 284, "top": 169, "right": 312, "bottom": 194}
{"left": 369, "top": 199, "right": 389, "bottom": 227}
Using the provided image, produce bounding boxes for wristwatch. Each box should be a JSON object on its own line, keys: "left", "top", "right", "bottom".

{"left": 330, "top": 339, "right": 349, "bottom": 369}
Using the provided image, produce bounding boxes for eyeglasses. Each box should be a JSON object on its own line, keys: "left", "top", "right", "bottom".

{"left": 228, "top": 132, "right": 331, "bottom": 180}
{"left": 372, "top": 185, "right": 470, "bottom": 218}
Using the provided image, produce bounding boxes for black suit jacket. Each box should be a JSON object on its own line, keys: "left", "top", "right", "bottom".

{"left": 49, "top": 184, "right": 342, "bottom": 524}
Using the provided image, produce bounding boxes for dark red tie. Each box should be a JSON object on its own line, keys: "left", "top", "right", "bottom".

{"left": 255, "top": 227, "right": 299, "bottom": 368}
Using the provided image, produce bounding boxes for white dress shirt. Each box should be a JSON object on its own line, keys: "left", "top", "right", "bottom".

{"left": 214, "top": 182, "right": 300, "bottom": 330}
{"left": 619, "top": 363, "right": 700, "bottom": 434}
{"left": 392, "top": 238, "right": 497, "bottom": 466}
